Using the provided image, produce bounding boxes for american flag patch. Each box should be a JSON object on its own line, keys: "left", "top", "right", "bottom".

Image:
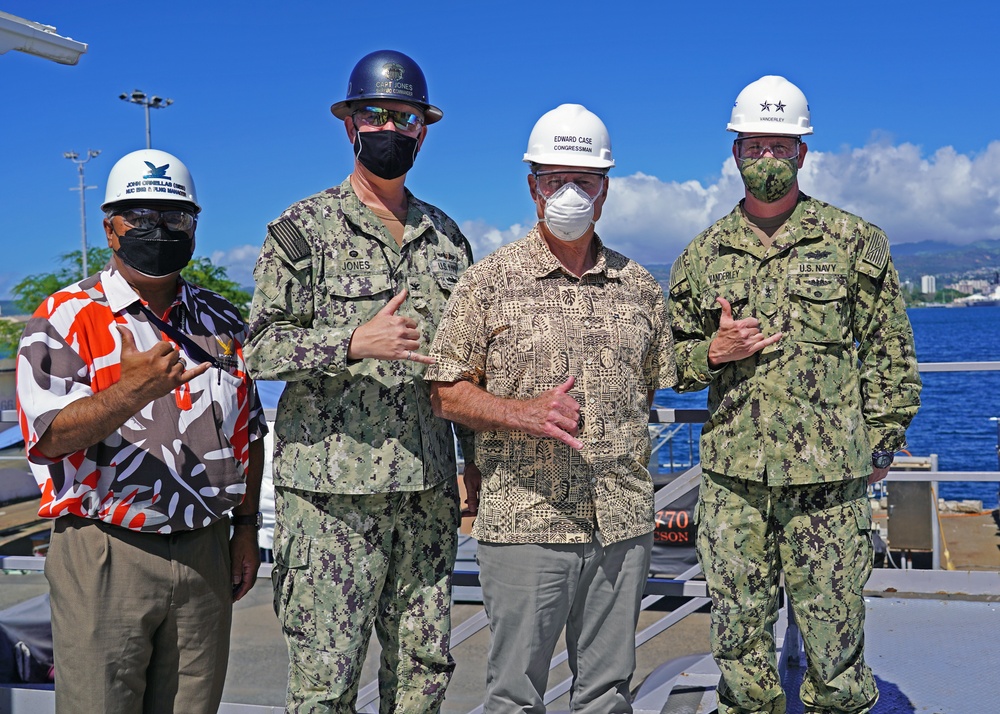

{"left": 268, "top": 219, "right": 311, "bottom": 263}
{"left": 862, "top": 228, "right": 889, "bottom": 271}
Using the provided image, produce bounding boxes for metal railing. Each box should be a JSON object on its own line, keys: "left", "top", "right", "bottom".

{"left": 2, "top": 360, "right": 1000, "bottom": 713}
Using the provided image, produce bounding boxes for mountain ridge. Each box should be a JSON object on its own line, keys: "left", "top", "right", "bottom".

{"left": 643, "top": 239, "right": 1000, "bottom": 286}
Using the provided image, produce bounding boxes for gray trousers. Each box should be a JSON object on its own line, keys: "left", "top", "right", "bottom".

{"left": 477, "top": 532, "right": 653, "bottom": 714}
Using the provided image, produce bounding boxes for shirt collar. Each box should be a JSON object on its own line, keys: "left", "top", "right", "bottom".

{"left": 101, "top": 261, "right": 188, "bottom": 316}
{"left": 525, "top": 225, "right": 613, "bottom": 279}
{"left": 718, "top": 193, "right": 825, "bottom": 256}
{"left": 340, "top": 177, "right": 435, "bottom": 247}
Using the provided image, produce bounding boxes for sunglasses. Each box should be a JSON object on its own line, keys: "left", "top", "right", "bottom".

{"left": 352, "top": 106, "right": 424, "bottom": 133}
{"left": 115, "top": 207, "right": 197, "bottom": 233}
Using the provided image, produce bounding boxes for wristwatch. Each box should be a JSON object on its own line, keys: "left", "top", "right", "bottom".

{"left": 231, "top": 512, "right": 262, "bottom": 528}
{"left": 871, "top": 451, "right": 895, "bottom": 470}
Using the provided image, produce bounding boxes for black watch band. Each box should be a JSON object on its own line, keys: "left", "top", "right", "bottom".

{"left": 231, "top": 512, "right": 262, "bottom": 528}
{"left": 872, "top": 451, "right": 895, "bottom": 470}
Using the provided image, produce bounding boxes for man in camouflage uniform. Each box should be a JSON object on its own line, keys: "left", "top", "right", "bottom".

{"left": 429, "top": 104, "right": 677, "bottom": 713}
{"left": 669, "top": 76, "right": 921, "bottom": 714}
{"left": 245, "top": 50, "right": 474, "bottom": 713}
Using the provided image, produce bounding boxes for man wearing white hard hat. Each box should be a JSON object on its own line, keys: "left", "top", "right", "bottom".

{"left": 16, "top": 149, "right": 266, "bottom": 713}
{"left": 669, "top": 76, "right": 921, "bottom": 713}
{"left": 428, "top": 104, "right": 677, "bottom": 712}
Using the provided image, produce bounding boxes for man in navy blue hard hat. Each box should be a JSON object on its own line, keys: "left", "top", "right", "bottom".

{"left": 246, "top": 50, "right": 476, "bottom": 712}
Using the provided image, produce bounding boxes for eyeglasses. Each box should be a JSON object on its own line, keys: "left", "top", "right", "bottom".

{"left": 352, "top": 106, "right": 424, "bottom": 133}
{"left": 115, "top": 207, "right": 197, "bottom": 233}
{"left": 533, "top": 170, "right": 607, "bottom": 199}
{"left": 735, "top": 136, "right": 801, "bottom": 160}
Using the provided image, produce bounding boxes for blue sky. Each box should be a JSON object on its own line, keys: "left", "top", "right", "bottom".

{"left": 2, "top": 1, "right": 999, "bottom": 301}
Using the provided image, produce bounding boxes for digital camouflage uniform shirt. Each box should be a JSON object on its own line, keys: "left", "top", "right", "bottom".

{"left": 427, "top": 227, "right": 677, "bottom": 545}
{"left": 245, "top": 178, "right": 474, "bottom": 494}
{"left": 669, "top": 194, "right": 922, "bottom": 484}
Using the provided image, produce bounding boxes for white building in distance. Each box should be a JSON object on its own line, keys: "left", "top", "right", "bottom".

{"left": 950, "top": 279, "right": 990, "bottom": 295}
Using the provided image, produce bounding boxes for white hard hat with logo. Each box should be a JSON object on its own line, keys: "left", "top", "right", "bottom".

{"left": 101, "top": 149, "right": 201, "bottom": 212}
{"left": 727, "top": 75, "right": 813, "bottom": 136}
{"left": 523, "top": 104, "right": 615, "bottom": 169}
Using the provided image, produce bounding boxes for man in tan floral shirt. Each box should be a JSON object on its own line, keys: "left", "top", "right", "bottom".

{"left": 427, "top": 104, "right": 677, "bottom": 713}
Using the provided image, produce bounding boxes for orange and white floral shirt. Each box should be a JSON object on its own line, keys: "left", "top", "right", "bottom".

{"left": 16, "top": 264, "right": 266, "bottom": 533}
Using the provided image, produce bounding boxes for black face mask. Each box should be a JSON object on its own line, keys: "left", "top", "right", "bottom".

{"left": 115, "top": 225, "right": 194, "bottom": 277}
{"left": 353, "top": 129, "right": 419, "bottom": 179}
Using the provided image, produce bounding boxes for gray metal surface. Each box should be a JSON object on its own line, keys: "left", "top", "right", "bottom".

{"left": 917, "top": 361, "right": 1000, "bottom": 372}
{"left": 867, "top": 568, "right": 1000, "bottom": 600}
{"left": 863, "top": 597, "right": 999, "bottom": 713}
{"left": 887, "top": 481, "right": 937, "bottom": 551}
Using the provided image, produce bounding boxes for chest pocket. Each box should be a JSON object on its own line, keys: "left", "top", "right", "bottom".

{"left": 324, "top": 271, "right": 394, "bottom": 323}
{"left": 196, "top": 367, "right": 244, "bottom": 445}
{"left": 787, "top": 274, "right": 847, "bottom": 344}
{"left": 702, "top": 280, "right": 751, "bottom": 333}
{"left": 407, "top": 255, "right": 460, "bottom": 319}
{"left": 430, "top": 256, "right": 460, "bottom": 292}
{"left": 613, "top": 303, "right": 654, "bottom": 367}
{"left": 325, "top": 271, "right": 393, "bottom": 297}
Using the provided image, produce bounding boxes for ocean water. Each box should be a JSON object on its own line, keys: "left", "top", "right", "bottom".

{"left": 654, "top": 305, "right": 1000, "bottom": 509}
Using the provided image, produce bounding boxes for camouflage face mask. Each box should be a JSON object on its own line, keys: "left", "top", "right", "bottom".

{"left": 738, "top": 156, "right": 798, "bottom": 203}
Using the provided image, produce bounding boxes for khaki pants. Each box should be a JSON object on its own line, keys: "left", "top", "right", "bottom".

{"left": 46, "top": 515, "right": 233, "bottom": 714}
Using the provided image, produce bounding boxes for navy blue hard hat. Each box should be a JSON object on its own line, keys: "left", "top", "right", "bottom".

{"left": 330, "top": 49, "right": 443, "bottom": 124}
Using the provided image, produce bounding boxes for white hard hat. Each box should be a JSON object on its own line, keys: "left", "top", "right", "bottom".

{"left": 727, "top": 75, "right": 813, "bottom": 136}
{"left": 101, "top": 149, "right": 201, "bottom": 212}
{"left": 523, "top": 104, "right": 614, "bottom": 169}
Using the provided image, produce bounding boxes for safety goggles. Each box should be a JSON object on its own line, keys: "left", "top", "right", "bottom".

{"left": 734, "top": 136, "right": 801, "bottom": 160}
{"left": 352, "top": 106, "right": 424, "bottom": 133}
{"left": 533, "top": 170, "right": 607, "bottom": 199}
{"left": 115, "top": 207, "right": 198, "bottom": 233}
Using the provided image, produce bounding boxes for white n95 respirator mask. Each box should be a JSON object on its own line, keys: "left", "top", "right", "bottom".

{"left": 542, "top": 182, "right": 598, "bottom": 242}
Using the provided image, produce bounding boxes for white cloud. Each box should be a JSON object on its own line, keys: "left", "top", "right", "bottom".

{"left": 802, "top": 141, "right": 1000, "bottom": 244}
{"left": 458, "top": 220, "right": 529, "bottom": 263}
{"left": 599, "top": 165, "right": 745, "bottom": 265}
{"left": 458, "top": 140, "right": 1000, "bottom": 268}
{"left": 209, "top": 244, "right": 261, "bottom": 288}
{"left": 207, "top": 141, "right": 1000, "bottom": 286}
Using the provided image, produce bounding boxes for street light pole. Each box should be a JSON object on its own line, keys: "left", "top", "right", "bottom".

{"left": 118, "top": 89, "right": 173, "bottom": 149}
{"left": 64, "top": 149, "right": 101, "bottom": 279}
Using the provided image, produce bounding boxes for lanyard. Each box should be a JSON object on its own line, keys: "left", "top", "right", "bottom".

{"left": 132, "top": 302, "right": 223, "bottom": 370}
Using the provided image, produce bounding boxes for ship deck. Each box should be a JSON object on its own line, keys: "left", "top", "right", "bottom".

{"left": 1, "top": 366, "right": 999, "bottom": 712}
{"left": 0, "top": 513, "right": 998, "bottom": 713}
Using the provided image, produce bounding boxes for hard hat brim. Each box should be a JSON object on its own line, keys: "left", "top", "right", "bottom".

{"left": 727, "top": 121, "right": 813, "bottom": 136}
{"left": 101, "top": 197, "right": 201, "bottom": 214}
{"left": 521, "top": 153, "right": 615, "bottom": 170}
